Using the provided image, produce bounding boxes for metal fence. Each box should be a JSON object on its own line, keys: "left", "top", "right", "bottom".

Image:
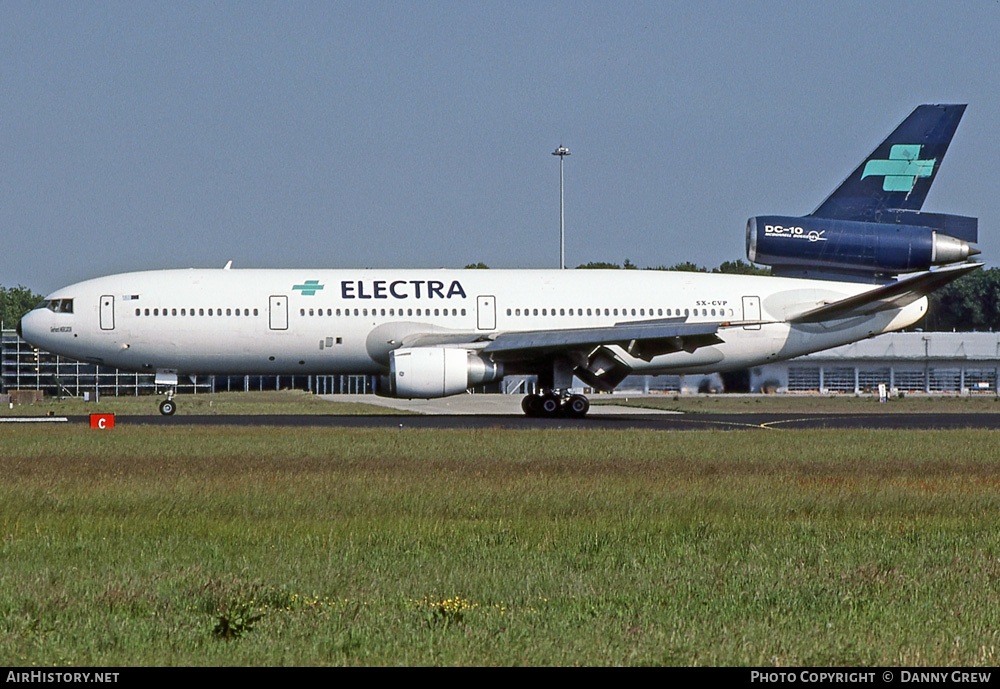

{"left": 1, "top": 330, "right": 373, "bottom": 397}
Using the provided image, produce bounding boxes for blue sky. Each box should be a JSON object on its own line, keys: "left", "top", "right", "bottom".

{"left": 3, "top": 1, "right": 999, "bottom": 293}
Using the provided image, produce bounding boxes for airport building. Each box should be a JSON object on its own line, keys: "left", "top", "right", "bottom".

{"left": 747, "top": 332, "right": 1000, "bottom": 395}
{"left": 4, "top": 328, "right": 1000, "bottom": 399}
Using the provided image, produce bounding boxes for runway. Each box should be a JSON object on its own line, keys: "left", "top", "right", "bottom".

{"left": 50, "top": 411, "right": 1000, "bottom": 431}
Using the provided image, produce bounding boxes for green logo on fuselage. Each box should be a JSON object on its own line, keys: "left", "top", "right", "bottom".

{"left": 861, "top": 144, "right": 936, "bottom": 192}
{"left": 293, "top": 280, "right": 324, "bottom": 296}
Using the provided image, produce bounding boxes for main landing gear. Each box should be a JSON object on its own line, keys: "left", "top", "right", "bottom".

{"left": 521, "top": 391, "right": 591, "bottom": 418}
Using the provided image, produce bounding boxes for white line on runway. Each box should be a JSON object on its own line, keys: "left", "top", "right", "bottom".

{"left": 0, "top": 417, "right": 69, "bottom": 423}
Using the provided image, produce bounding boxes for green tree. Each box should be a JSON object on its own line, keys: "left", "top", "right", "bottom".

{"left": 713, "top": 259, "right": 771, "bottom": 276}
{"left": 0, "top": 285, "right": 43, "bottom": 331}
{"left": 663, "top": 261, "right": 708, "bottom": 273}
{"left": 576, "top": 261, "right": 622, "bottom": 270}
{"left": 922, "top": 268, "right": 1000, "bottom": 332}
{"left": 463, "top": 263, "right": 489, "bottom": 269}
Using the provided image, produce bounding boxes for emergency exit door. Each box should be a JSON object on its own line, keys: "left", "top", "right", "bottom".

{"left": 100, "top": 295, "right": 115, "bottom": 330}
{"left": 477, "top": 295, "right": 496, "bottom": 330}
{"left": 742, "top": 295, "right": 761, "bottom": 330}
{"left": 269, "top": 295, "right": 288, "bottom": 330}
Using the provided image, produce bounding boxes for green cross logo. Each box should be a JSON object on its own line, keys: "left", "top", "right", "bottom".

{"left": 861, "top": 144, "right": 936, "bottom": 192}
{"left": 292, "top": 280, "right": 324, "bottom": 296}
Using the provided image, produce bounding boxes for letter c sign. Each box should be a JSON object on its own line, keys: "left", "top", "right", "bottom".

{"left": 89, "top": 414, "right": 115, "bottom": 430}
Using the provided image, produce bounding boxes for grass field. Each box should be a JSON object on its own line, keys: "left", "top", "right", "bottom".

{"left": 594, "top": 393, "right": 1000, "bottom": 414}
{"left": 1, "top": 390, "right": 406, "bottom": 416}
{"left": 3, "top": 424, "right": 1000, "bottom": 666}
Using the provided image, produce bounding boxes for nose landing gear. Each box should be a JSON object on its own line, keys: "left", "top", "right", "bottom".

{"left": 158, "top": 390, "right": 177, "bottom": 416}
{"left": 521, "top": 391, "right": 590, "bottom": 418}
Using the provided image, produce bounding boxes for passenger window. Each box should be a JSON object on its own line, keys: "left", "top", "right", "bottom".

{"left": 199, "top": 309, "right": 205, "bottom": 316}
{"left": 135, "top": 308, "right": 140, "bottom": 316}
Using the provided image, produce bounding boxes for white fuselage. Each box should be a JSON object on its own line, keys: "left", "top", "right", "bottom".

{"left": 20, "top": 268, "right": 927, "bottom": 385}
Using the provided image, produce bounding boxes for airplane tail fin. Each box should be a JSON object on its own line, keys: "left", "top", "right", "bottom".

{"left": 746, "top": 104, "right": 978, "bottom": 282}
{"left": 810, "top": 104, "right": 966, "bottom": 221}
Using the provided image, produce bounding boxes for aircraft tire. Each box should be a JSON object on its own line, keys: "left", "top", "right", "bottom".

{"left": 540, "top": 393, "right": 562, "bottom": 416}
{"left": 159, "top": 399, "right": 177, "bottom": 416}
{"left": 521, "top": 394, "right": 542, "bottom": 417}
{"left": 565, "top": 394, "right": 590, "bottom": 418}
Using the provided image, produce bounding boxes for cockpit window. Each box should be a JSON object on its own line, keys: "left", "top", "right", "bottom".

{"left": 34, "top": 298, "right": 74, "bottom": 313}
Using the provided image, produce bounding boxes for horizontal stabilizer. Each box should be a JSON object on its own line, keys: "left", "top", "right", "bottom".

{"left": 788, "top": 262, "right": 981, "bottom": 324}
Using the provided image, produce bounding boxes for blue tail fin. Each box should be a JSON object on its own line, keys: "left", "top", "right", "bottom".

{"left": 810, "top": 104, "right": 966, "bottom": 221}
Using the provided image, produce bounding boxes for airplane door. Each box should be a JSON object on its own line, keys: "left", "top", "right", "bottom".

{"left": 100, "top": 295, "right": 115, "bottom": 330}
{"left": 269, "top": 295, "right": 288, "bottom": 330}
{"left": 477, "top": 295, "right": 496, "bottom": 330}
{"left": 742, "top": 295, "right": 761, "bottom": 330}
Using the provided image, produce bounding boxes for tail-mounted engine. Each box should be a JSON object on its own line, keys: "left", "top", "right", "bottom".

{"left": 746, "top": 212, "right": 978, "bottom": 280}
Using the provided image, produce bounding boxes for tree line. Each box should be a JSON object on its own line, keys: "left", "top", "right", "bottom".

{"left": 4, "top": 265, "right": 1000, "bottom": 333}
{"left": 0, "top": 285, "right": 42, "bottom": 332}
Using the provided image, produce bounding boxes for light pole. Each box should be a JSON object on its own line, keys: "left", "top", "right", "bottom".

{"left": 552, "top": 145, "right": 570, "bottom": 269}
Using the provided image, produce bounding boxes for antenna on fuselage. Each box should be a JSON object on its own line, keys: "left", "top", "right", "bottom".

{"left": 223, "top": 260, "right": 233, "bottom": 270}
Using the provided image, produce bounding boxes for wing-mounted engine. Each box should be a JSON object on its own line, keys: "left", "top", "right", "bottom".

{"left": 746, "top": 213, "right": 978, "bottom": 281}
{"left": 378, "top": 347, "right": 503, "bottom": 399}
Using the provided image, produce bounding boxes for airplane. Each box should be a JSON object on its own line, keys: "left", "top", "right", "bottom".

{"left": 19, "top": 104, "right": 981, "bottom": 417}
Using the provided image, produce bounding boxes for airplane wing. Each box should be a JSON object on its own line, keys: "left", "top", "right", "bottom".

{"left": 788, "top": 262, "right": 981, "bottom": 324}
{"left": 482, "top": 318, "right": 723, "bottom": 362}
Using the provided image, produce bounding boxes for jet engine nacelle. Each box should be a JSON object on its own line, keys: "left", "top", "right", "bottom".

{"left": 379, "top": 347, "right": 503, "bottom": 399}
{"left": 746, "top": 215, "right": 977, "bottom": 277}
